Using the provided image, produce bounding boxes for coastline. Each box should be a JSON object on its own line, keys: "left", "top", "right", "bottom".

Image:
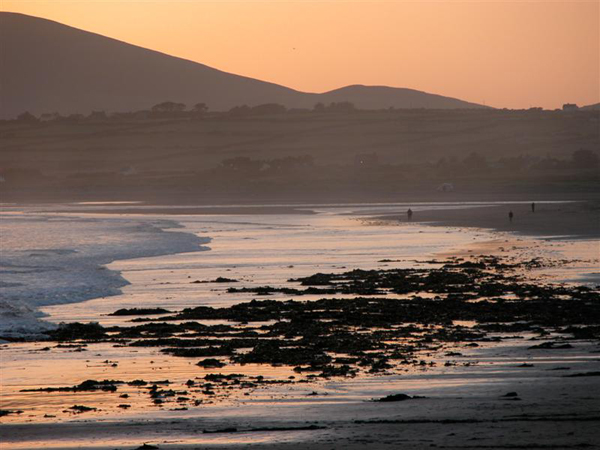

{"left": 1, "top": 203, "right": 599, "bottom": 450}
{"left": 371, "top": 199, "right": 600, "bottom": 239}
{"left": 0, "top": 215, "right": 211, "bottom": 339}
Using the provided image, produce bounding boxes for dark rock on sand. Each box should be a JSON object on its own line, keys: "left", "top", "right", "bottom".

{"left": 375, "top": 393, "right": 421, "bottom": 402}
{"left": 502, "top": 392, "right": 519, "bottom": 397}
{"left": 136, "top": 444, "right": 159, "bottom": 450}
{"left": 196, "top": 358, "right": 226, "bottom": 368}
{"left": 204, "top": 373, "right": 245, "bottom": 382}
{"left": 0, "top": 409, "right": 23, "bottom": 417}
{"left": 163, "top": 346, "right": 234, "bottom": 358}
{"left": 45, "top": 322, "right": 106, "bottom": 341}
{"left": 191, "top": 277, "right": 238, "bottom": 283}
{"left": 68, "top": 405, "right": 97, "bottom": 413}
{"left": 21, "top": 379, "right": 123, "bottom": 393}
{"left": 24, "top": 256, "right": 600, "bottom": 388}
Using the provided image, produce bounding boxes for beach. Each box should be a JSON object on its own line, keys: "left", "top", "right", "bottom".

{"left": 374, "top": 200, "right": 600, "bottom": 239}
{"left": 2, "top": 340, "right": 599, "bottom": 450}
{"left": 2, "top": 3, "right": 599, "bottom": 449}
{"left": 1, "top": 201, "right": 599, "bottom": 449}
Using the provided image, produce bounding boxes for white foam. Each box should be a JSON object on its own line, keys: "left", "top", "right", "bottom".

{"left": 0, "top": 214, "right": 209, "bottom": 338}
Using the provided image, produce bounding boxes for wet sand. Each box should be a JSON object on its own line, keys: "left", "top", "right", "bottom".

{"left": 376, "top": 200, "right": 600, "bottom": 239}
{"left": 54, "top": 205, "right": 318, "bottom": 216}
{"left": 1, "top": 204, "right": 599, "bottom": 450}
{"left": 2, "top": 339, "right": 599, "bottom": 449}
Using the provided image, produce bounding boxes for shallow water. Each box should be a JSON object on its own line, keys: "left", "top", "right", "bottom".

{"left": 0, "top": 212, "right": 207, "bottom": 336}
{"left": 39, "top": 207, "right": 490, "bottom": 325}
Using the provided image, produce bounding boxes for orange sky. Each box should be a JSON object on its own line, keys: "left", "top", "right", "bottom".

{"left": 2, "top": 0, "right": 598, "bottom": 109}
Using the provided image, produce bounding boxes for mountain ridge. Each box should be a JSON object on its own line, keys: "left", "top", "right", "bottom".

{"left": 0, "top": 12, "right": 487, "bottom": 118}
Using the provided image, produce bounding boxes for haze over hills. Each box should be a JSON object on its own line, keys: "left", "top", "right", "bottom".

{"left": 0, "top": 12, "right": 486, "bottom": 119}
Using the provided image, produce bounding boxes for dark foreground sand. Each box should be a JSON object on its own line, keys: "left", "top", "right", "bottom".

{"left": 377, "top": 200, "right": 600, "bottom": 239}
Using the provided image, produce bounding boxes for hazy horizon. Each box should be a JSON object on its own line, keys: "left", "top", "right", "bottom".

{"left": 2, "top": 0, "right": 598, "bottom": 110}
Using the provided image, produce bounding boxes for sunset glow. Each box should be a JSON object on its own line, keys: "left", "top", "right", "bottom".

{"left": 2, "top": 0, "right": 598, "bottom": 109}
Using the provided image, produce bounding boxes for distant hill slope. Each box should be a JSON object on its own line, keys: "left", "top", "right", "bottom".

{"left": 0, "top": 12, "right": 486, "bottom": 118}
{"left": 581, "top": 103, "right": 600, "bottom": 111}
{"left": 319, "top": 85, "right": 485, "bottom": 110}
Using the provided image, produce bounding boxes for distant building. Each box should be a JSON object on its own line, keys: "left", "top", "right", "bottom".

{"left": 354, "top": 153, "right": 379, "bottom": 167}
{"left": 562, "top": 103, "right": 579, "bottom": 112}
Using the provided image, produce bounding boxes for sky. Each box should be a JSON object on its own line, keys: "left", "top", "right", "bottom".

{"left": 2, "top": 0, "right": 598, "bottom": 109}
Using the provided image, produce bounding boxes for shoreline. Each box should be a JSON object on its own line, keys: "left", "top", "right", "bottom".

{"left": 372, "top": 199, "right": 600, "bottom": 239}
{"left": 0, "top": 216, "right": 211, "bottom": 339}
{"left": 2, "top": 204, "right": 599, "bottom": 449}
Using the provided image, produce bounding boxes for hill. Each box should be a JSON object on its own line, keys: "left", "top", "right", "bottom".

{"left": 319, "top": 85, "right": 484, "bottom": 110}
{"left": 1, "top": 108, "right": 598, "bottom": 203}
{"left": 581, "top": 103, "right": 600, "bottom": 111}
{"left": 0, "top": 12, "right": 486, "bottom": 118}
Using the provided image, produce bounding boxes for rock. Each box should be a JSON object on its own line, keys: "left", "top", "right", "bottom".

{"left": 45, "top": 322, "right": 106, "bottom": 341}
{"left": 214, "top": 277, "right": 238, "bottom": 283}
{"left": 68, "top": 405, "right": 96, "bottom": 413}
{"left": 0, "top": 409, "right": 23, "bottom": 417}
{"left": 375, "top": 393, "right": 413, "bottom": 402}
{"left": 21, "top": 379, "right": 122, "bottom": 393}
{"left": 196, "top": 358, "right": 226, "bottom": 368}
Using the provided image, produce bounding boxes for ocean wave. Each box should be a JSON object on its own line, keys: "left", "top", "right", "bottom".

{"left": 0, "top": 214, "right": 210, "bottom": 338}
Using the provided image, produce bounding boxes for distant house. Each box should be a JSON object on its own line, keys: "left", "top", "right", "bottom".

{"left": 354, "top": 153, "right": 379, "bottom": 167}
{"left": 562, "top": 103, "right": 579, "bottom": 112}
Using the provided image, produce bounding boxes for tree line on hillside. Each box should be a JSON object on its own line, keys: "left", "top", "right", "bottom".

{"left": 9, "top": 99, "right": 596, "bottom": 124}
{"left": 0, "top": 146, "right": 597, "bottom": 188}
{"left": 8, "top": 101, "right": 360, "bottom": 123}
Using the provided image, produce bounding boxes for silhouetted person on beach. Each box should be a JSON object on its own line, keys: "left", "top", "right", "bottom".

{"left": 531, "top": 202, "right": 535, "bottom": 213}
{"left": 509, "top": 211, "right": 514, "bottom": 222}
{"left": 407, "top": 208, "right": 413, "bottom": 221}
